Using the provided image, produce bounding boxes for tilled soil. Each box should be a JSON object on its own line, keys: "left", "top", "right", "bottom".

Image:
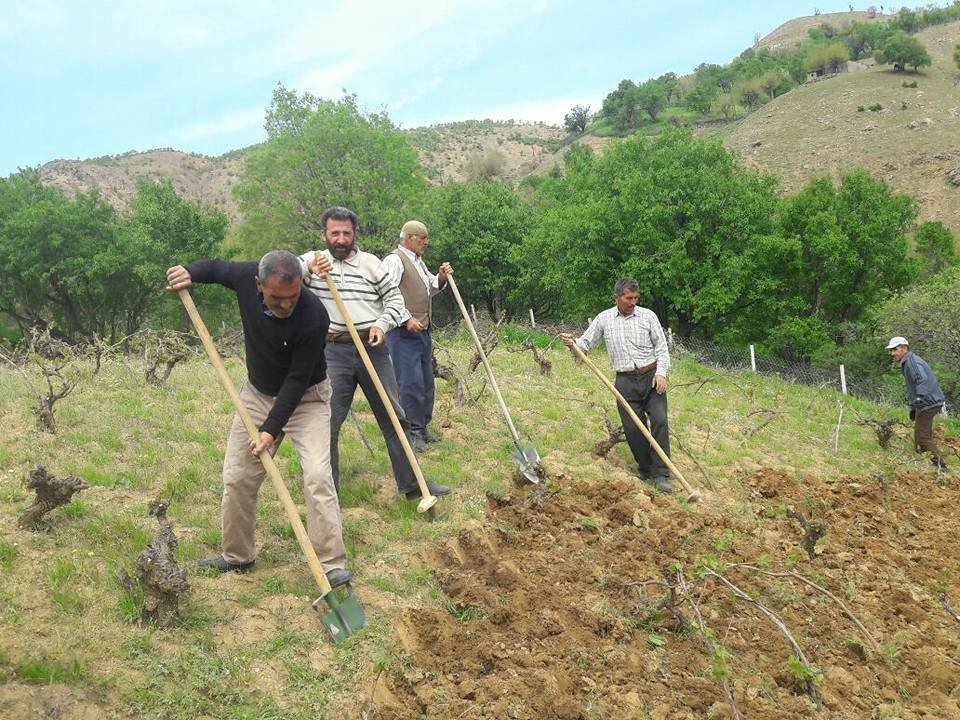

{"left": 375, "top": 469, "right": 960, "bottom": 719}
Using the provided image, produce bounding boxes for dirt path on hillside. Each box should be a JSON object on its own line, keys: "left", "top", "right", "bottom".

{"left": 372, "top": 468, "right": 960, "bottom": 719}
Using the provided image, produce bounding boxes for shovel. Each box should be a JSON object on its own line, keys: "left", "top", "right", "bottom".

{"left": 319, "top": 274, "right": 441, "bottom": 516}
{"left": 447, "top": 276, "right": 542, "bottom": 483}
{"left": 178, "top": 289, "right": 367, "bottom": 643}
{"left": 569, "top": 342, "right": 702, "bottom": 504}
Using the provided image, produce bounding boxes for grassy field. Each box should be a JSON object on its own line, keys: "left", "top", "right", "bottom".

{"left": 0, "top": 326, "right": 953, "bottom": 719}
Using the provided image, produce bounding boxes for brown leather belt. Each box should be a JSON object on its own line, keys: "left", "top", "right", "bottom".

{"left": 327, "top": 329, "right": 370, "bottom": 344}
{"left": 618, "top": 362, "right": 657, "bottom": 376}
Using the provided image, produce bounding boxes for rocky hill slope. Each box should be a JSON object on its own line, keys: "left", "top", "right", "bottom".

{"left": 725, "top": 20, "right": 960, "bottom": 232}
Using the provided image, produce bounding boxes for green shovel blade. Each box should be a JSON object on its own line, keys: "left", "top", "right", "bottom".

{"left": 313, "top": 585, "right": 368, "bottom": 644}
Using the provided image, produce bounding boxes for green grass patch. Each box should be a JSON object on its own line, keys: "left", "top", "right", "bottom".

{"left": 0, "top": 540, "right": 18, "bottom": 568}
{"left": 15, "top": 656, "right": 87, "bottom": 684}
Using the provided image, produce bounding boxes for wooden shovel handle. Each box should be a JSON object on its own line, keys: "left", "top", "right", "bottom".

{"left": 446, "top": 276, "right": 523, "bottom": 446}
{"left": 570, "top": 342, "right": 700, "bottom": 501}
{"left": 177, "top": 289, "right": 334, "bottom": 596}
{"left": 319, "top": 275, "right": 436, "bottom": 512}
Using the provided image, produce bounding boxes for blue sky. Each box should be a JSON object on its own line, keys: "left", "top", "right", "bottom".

{"left": 3, "top": 1, "right": 867, "bottom": 175}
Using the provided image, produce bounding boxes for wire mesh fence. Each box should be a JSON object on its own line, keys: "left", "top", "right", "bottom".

{"left": 668, "top": 334, "right": 903, "bottom": 407}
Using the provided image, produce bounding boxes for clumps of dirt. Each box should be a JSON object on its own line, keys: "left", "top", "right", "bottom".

{"left": 374, "top": 467, "right": 960, "bottom": 719}
{"left": 116, "top": 500, "right": 188, "bottom": 627}
{"left": 17, "top": 465, "right": 89, "bottom": 530}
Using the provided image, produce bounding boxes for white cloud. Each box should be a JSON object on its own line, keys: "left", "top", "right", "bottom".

{"left": 171, "top": 107, "right": 265, "bottom": 142}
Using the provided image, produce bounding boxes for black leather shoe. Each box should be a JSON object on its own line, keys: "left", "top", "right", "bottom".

{"left": 405, "top": 480, "right": 452, "bottom": 501}
{"left": 200, "top": 555, "right": 255, "bottom": 573}
{"left": 325, "top": 568, "right": 353, "bottom": 588}
{"left": 409, "top": 433, "right": 429, "bottom": 453}
{"left": 423, "top": 427, "right": 442, "bottom": 444}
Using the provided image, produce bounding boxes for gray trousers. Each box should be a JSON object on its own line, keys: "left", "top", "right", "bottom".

{"left": 326, "top": 342, "right": 417, "bottom": 495}
{"left": 221, "top": 380, "right": 346, "bottom": 570}
{"left": 614, "top": 371, "right": 671, "bottom": 479}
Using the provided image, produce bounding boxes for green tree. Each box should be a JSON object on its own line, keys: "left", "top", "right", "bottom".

{"left": 233, "top": 85, "right": 427, "bottom": 257}
{"left": 424, "top": 178, "right": 531, "bottom": 317}
{"left": 684, "top": 81, "right": 719, "bottom": 115}
{"left": 636, "top": 80, "right": 669, "bottom": 121}
{"left": 563, "top": 104, "right": 591, "bottom": 133}
{"left": 914, "top": 220, "right": 956, "bottom": 279}
{"left": 735, "top": 80, "right": 765, "bottom": 110}
{"left": 124, "top": 179, "right": 229, "bottom": 331}
{"left": 777, "top": 170, "right": 918, "bottom": 327}
{"left": 0, "top": 173, "right": 226, "bottom": 343}
{"left": 804, "top": 41, "right": 850, "bottom": 74}
{"left": 875, "top": 31, "right": 932, "bottom": 72}
{"left": 600, "top": 79, "right": 641, "bottom": 131}
{"left": 518, "top": 130, "right": 782, "bottom": 337}
{"left": 876, "top": 266, "right": 960, "bottom": 400}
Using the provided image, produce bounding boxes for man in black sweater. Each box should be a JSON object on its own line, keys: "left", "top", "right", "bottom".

{"left": 166, "top": 251, "right": 351, "bottom": 587}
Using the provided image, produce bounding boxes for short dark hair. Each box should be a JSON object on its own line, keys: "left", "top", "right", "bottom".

{"left": 258, "top": 250, "right": 301, "bottom": 284}
{"left": 321, "top": 206, "right": 359, "bottom": 232}
{"left": 614, "top": 277, "right": 639, "bottom": 296}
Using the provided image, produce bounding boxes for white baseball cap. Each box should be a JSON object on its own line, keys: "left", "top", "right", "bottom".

{"left": 885, "top": 336, "right": 909, "bottom": 350}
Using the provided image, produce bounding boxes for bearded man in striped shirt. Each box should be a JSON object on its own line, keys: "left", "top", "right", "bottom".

{"left": 301, "top": 207, "right": 452, "bottom": 502}
{"left": 561, "top": 277, "right": 674, "bottom": 493}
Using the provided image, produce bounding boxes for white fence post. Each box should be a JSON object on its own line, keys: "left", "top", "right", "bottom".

{"left": 667, "top": 327, "right": 673, "bottom": 349}
{"left": 840, "top": 364, "right": 847, "bottom": 395}
{"left": 470, "top": 303, "right": 477, "bottom": 324}
{"left": 750, "top": 344, "right": 756, "bottom": 372}
{"left": 529, "top": 308, "right": 536, "bottom": 328}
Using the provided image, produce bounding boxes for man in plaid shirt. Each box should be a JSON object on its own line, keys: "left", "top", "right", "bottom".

{"left": 561, "top": 277, "right": 673, "bottom": 492}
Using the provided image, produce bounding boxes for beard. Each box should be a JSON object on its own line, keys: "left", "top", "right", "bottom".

{"left": 329, "top": 241, "right": 355, "bottom": 260}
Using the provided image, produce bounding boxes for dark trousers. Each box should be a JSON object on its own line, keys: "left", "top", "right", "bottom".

{"left": 914, "top": 405, "right": 944, "bottom": 464}
{"left": 326, "top": 342, "right": 417, "bottom": 495}
{"left": 386, "top": 327, "right": 435, "bottom": 435}
{"left": 614, "top": 371, "right": 670, "bottom": 479}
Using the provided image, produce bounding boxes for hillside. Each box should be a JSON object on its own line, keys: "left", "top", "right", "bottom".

{"left": 40, "top": 150, "right": 245, "bottom": 220}
{"left": 37, "top": 121, "right": 565, "bottom": 222}
{"left": 756, "top": 10, "right": 881, "bottom": 50}
{"left": 725, "top": 20, "right": 960, "bottom": 232}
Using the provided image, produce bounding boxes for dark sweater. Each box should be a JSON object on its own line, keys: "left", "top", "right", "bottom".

{"left": 185, "top": 260, "right": 329, "bottom": 437}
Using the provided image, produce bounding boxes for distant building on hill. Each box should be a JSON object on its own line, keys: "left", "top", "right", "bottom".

{"left": 806, "top": 59, "right": 869, "bottom": 83}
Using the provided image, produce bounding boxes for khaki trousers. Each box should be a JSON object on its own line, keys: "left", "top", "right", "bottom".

{"left": 914, "top": 405, "right": 944, "bottom": 465}
{"left": 221, "top": 379, "right": 346, "bottom": 570}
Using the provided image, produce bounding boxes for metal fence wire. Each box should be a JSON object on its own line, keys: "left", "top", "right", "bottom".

{"left": 668, "top": 334, "right": 903, "bottom": 407}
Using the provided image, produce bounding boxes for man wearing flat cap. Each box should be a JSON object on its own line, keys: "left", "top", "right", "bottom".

{"left": 382, "top": 220, "right": 453, "bottom": 452}
{"left": 886, "top": 336, "right": 948, "bottom": 471}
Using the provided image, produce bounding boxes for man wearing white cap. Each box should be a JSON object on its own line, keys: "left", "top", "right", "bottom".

{"left": 382, "top": 220, "right": 453, "bottom": 452}
{"left": 886, "top": 336, "right": 947, "bottom": 471}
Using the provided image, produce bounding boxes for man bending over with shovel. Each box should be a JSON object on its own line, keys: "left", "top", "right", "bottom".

{"left": 166, "top": 251, "right": 352, "bottom": 588}
{"left": 561, "top": 277, "right": 674, "bottom": 492}
{"left": 299, "top": 207, "right": 452, "bottom": 502}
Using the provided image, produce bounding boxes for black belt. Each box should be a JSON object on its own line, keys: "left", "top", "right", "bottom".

{"left": 327, "top": 329, "right": 370, "bottom": 343}
{"left": 617, "top": 362, "right": 657, "bottom": 376}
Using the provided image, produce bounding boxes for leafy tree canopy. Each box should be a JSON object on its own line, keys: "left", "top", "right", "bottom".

{"left": 232, "top": 85, "right": 427, "bottom": 257}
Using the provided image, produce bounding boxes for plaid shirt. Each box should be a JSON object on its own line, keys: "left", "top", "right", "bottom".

{"left": 576, "top": 306, "right": 671, "bottom": 376}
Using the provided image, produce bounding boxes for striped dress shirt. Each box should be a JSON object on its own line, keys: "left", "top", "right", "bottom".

{"left": 576, "top": 306, "right": 671, "bottom": 376}
{"left": 299, "top": 248, "right": 405, "bottom": 334}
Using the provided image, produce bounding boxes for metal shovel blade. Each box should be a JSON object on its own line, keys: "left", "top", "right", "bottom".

{"left": 312, "top": 585, "right": 368, "bottom": 644}
{"left": 511, "top": 441, "right": 542, "bottom": 484}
